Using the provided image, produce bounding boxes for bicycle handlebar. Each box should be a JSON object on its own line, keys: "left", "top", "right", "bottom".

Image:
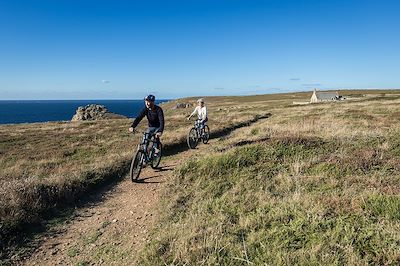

{"left": 131, "top": 130, "right": 160, "bottom": 139}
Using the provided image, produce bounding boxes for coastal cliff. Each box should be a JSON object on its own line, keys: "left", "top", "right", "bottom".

{"left": 71, "top": 104, "right": 127, "bottom": 121}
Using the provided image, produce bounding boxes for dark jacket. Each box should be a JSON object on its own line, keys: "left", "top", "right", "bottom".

{"left": 131, "top": 105, "right": 164, "bottom": 132}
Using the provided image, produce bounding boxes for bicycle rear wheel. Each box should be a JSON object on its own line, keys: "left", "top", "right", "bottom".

{"left": 130, "top": 150, "right": 144, "bottom": 182}
{"left": 202, "top": 125, "right": 210, "bottom": 144}
{"left": 151, "top": 142, "right": 163, "bottom": 169}
{"left": 187, "top": 128, "right": 198, "bottom": 149}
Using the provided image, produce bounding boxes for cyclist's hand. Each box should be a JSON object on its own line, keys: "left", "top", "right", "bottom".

{"left": 155, "top": 132, "right": 162, "bottom": 138}
{"left": 129, "top": 127, "right": 135, "bottom": 133}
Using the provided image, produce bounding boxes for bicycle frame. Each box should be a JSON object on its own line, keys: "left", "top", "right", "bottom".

{"left": 137, "top": 132, "right": 158, "bottom": 163}
{"left": 194, "top": 120, "right": 205, "bottom": 139}
{"left": 187, "top": 119, "right": 210, "bottom": 149}
{"left": 130, "top": 131, "right": 163, "bottom": 181}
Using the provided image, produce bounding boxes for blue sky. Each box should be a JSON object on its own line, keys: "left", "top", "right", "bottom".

{"left": 0, "top": 0, "right": 399, "bottom": 100}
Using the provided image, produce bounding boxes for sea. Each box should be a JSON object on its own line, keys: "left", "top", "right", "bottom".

{"left": 0, "top": 100, "right": 170, "bottom": 125}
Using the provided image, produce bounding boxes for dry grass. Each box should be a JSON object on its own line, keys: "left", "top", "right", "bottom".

{"left": 2, "top": 89, "right": 400, "bottom": 262}
{"left": 0, "top": 95, "right": 274, "bottom": 253}
{"left": 139, "top": 91, "right": 400, "bottom": 265}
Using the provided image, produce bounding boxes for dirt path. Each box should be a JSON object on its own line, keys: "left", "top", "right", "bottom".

{"left": 19, "top": 145, "right": 200, "bottom": 266}
{"left": 16, "top": 116, "right": 270, "bottom": 265}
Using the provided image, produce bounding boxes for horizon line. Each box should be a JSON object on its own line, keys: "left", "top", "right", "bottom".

{"left": 1, "top": 88, "right": 400, "bottom": 101}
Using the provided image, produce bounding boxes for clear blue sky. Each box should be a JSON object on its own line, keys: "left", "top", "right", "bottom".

{"left": 1, "top": 0, "right": 399, "bottom": 100}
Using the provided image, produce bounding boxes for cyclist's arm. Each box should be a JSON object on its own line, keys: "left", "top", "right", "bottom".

{"left": 188, "top": 106, "right": 198, "bottom": 119}
{"left": 157, "top": 107, "right": 165, "bottom": 133}
{"left": 131, "top": 108, "right": 146, "bottom": 128}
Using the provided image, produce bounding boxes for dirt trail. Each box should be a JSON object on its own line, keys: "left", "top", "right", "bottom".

{"left": 19, "top": 145, "right": 199, "bottom": 266}
{"left": 16, "top": 116, "right": 270, "bottom": 265}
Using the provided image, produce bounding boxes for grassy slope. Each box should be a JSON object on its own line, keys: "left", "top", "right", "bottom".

{"left": 139, "top": 91, "right": 400, "bottom": 265}
{"left": 1, "top": 89, "right": 399, "bottom": 262}
{"left": 0, "top": 96, "right": 271, "bottom": 250}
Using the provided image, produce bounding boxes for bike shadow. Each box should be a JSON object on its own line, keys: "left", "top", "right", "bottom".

{"left": 153, "top": 163, "right": 176, "bottom": 171}
{"left": 135, "top": 175, "right": 163, "bottom": 184}
{"left": 135, "top": 165, "right": 175, "bottom": 183}
{"left": 154, "top": 166, "right": 174, "bottom": 172}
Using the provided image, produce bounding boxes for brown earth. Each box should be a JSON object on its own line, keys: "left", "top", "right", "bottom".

{"left": 7, "top": 91, "right": 400, "bottom": 265}
{"left": 16, "top": 138, "right": 213, "bottom": 266}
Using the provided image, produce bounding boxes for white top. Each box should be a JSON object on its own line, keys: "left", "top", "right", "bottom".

{"left": 190, "top": 106, "right": 207, "bottom": 120}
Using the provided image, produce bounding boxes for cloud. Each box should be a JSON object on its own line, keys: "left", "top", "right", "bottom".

{"left": 290, "top": 78, "right": 301, "bottom": 81}
{"left": 301, "top": 83, "right": 322, "bottom": 87}
{"left": 214, "top": 87, "right": 225, "bottom": 90}
{"left": 102, "top": 80, "right": 110, "bottom": 84}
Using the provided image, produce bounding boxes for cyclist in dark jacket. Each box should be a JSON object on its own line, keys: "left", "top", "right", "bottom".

{"left": 129, "top": 95, "right": 164, "bottom": 152}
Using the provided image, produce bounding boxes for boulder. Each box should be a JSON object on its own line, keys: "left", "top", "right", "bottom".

{"left": 71, "top": 104, "right": 127, "bottom": 121}
{"left": 172, "top": 102, "right": 193, "bottom": 109}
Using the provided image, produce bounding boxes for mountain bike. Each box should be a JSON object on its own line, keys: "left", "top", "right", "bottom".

{"left": 130, "top": 131, "right": 163, "bottom": 182}
{"left": 187, "top": 119, "right": 210, "bottom": 149}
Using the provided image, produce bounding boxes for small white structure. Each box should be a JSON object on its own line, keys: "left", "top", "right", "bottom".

{"left": 310, "top": 89, "right": 342, "bottom": 103}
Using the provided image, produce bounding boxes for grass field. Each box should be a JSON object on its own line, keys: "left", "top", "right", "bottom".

{"left": 138, "top": 90, "right": 400, "bottom": 265}
{"left": 1, "top": 89, "right": 400, "bottom": 264}
{"left": 0, "top": 94, "right": 272, "bottom": 253}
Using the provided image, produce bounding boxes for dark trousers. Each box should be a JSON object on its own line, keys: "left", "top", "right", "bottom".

{"left": 145, "top": 127, "right": 161, "bottom": 148}
{"left": 199, "top": 117, "right": 208, "bottom": 129}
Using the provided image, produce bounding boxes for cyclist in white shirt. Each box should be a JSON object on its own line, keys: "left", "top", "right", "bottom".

{"left": 187, "top": 98, "right": 208, "bottom": 130}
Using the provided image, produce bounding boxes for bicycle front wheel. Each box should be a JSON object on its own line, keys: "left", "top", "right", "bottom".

{"left": 130, "top": 150, "right": 144, "bottom": 182}
{"left": 151, "top": 142, "right": 163, "bottom": 169}
{"left": 187, "top": 128, "right": 198, "bottom": 149}
{"left": 202, "top": 125, "right": 210, "bottom": 144}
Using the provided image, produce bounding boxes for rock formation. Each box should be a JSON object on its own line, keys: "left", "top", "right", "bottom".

{"left": 71, "top": 104, "right": 126, "bottom": 121}
{"left": 172, "top": 102, "right": 193, "bottom": 109}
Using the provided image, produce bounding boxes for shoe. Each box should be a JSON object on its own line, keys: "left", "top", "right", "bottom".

{"left": 153, "top": 147, "right": 160, "bottom": 156}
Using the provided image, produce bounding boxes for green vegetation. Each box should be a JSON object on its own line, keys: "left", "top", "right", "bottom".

{"left": 250, "top": 127, "right": 260, "bottom": 135}
{"left": 139, "top": 91, "right": 400, "bottom": 265}
{"left": 140, "top": 142, "right": 400, "bottom": 264}
{"left": 67, "top": 247, "right": 79, "bottom": 258}
{"left": 2, "top": 89, "right": 400, "bottom": 263}
{"left": 0, "top": 95, "right": 273, "bottom": 256}
{"left": 365, "top": 194, "right": 400, "bottom": 221}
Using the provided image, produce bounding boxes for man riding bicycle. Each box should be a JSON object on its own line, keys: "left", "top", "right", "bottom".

{"left": 129, "top": 95, "right": 164, "bottom": 154}
{"left": 187, "top": 98, "right": 208, "bottom": 132}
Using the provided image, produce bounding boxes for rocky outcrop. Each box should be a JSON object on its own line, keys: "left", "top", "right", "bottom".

{"left": 71, "top": 104, "right": 126, "bottom": 121}
{"left": 172, "top": 102, "right": 193, "bottom": 109}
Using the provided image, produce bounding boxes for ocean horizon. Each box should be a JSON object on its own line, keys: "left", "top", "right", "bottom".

{"left": 0, "top": 99, "right": 171, "bottom": 125}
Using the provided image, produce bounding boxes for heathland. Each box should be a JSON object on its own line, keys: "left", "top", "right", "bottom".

{"left": 1, "top": 90, "right": 400, "bottom": 265}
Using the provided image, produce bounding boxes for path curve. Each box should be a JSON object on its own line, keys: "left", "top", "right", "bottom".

{"left": 19, "top": 149, "right": 194, "bottom": 265}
